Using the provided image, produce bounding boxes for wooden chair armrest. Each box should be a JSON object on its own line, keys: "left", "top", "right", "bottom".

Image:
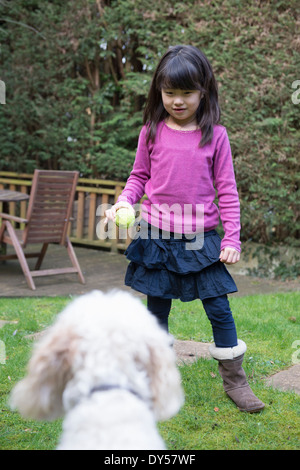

{"left": 0, "top": 212, "right": 28, "bottom": 224}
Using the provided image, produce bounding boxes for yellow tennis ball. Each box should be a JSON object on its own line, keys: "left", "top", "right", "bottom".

{"left": 115, "top": 208, "right": 135, "bottom": 228}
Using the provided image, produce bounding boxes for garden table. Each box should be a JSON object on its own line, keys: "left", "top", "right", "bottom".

{"left": 0, "top": 189, "right": 29, "bottom": 256}
{"left": 0, "top": 189, "right": 30, "bottom": 204}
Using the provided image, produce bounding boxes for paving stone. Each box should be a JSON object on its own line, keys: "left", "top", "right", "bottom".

{"left": 174, "top": 340, "right": 211, "bottom": 364}
{"left": 265, "top": 364, "right": 300, "bottom": 395}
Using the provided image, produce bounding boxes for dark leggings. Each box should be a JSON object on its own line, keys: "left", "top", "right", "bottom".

{"left": 147, "top": 294, "right": 238, "bottom": 348}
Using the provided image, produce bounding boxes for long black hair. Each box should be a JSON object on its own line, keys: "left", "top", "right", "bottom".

{"left": 143, "top": 45, "right": 221, "bottom": 147}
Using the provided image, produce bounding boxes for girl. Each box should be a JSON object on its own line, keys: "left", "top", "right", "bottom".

{"left": 105, "top": 45, "right": 264, "bottom": 413}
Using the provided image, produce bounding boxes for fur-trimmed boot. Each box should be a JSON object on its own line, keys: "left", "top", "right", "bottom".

{"left": 209, "top": 340, "right": 265, "bottom": 413}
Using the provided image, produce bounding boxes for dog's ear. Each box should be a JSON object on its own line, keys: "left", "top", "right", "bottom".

{"left": 10, "top": 324, "right": 79, "bottom": 421}
{"left": 144, "top": 334, "right": 184, "bottom": 421}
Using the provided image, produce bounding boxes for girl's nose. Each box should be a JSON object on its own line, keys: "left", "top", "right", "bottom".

{"left": 174, "top": 95, "right": 184, "bottom": 106}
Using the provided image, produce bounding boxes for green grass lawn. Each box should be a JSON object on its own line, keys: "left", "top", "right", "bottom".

{"left": 0, "top": 292, "right": 299, "bottom": 450}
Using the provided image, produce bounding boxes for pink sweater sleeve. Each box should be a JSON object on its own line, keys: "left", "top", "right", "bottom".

{"left": 213, "top": 130, "right": 241, "bottom": 252}
{"left": 117, "top": 126, "right": 150, "bottom": 205}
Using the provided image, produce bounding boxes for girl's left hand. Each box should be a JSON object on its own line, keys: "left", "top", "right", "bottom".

{"left": 219, "top": 247, "right": 240, "bottom": 265}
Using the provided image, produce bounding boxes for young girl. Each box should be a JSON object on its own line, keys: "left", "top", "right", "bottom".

{"left": 105, "top": 45, "right": 264, "bottom": 413}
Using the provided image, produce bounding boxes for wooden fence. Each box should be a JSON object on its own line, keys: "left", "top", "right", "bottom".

{"left": 0, "top": 171, "right": 134, "bottom": 252}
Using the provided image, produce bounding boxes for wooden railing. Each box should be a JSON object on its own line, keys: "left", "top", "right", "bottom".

{"left": 0, "top": 171, "right": 133, "bottom": 252}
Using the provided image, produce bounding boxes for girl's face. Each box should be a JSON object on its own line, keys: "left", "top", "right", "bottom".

{"left": 161, "top": 88, "right": 202, "bottom": 129}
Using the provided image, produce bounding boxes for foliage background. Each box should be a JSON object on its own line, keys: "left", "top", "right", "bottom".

{"left": 0, "top": 0, "right": 299, "bottom": 247}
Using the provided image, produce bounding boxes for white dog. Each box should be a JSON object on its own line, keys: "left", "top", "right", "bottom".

{"left": 10, "top": 290, "right": 184, "bottom": 450}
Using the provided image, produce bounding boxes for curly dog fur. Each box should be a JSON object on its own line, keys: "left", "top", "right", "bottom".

{"left": 10, "top": 290, "right": 184, "bottom": 450}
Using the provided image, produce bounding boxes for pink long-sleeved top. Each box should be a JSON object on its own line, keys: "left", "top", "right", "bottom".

{"left": 118, "top": 121, "right": 241, "bottom": 252}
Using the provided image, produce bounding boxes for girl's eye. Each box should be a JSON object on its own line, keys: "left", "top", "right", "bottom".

{"left": 163, "top": 89, "right": 196, "bottom": 96}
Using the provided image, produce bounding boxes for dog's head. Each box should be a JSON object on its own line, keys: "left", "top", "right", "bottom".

{"left": 10, "top": 290, "right": 184, "bottom": 421}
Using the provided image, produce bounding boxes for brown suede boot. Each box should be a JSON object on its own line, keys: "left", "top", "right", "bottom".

{"left": 209, "top": 340, "right": 265, "bottom": 413}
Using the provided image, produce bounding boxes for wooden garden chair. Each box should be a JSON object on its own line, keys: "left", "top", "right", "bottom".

{"left": 0, "top": 170, "right": 85, "bottom": 290}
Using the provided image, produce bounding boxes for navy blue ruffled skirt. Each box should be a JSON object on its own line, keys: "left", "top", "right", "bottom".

{"left": 124, "top": 221, "right": 237, "bottom": 302}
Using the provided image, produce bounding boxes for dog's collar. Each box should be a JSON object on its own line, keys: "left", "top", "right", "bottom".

{"left": 90, "top": 384, "right": 143, "bottom": 402}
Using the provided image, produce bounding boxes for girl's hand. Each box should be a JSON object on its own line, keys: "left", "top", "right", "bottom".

{"left": 104, "top": 201, "right": 135, "bottom": 225}
{"left": 219, "top": 247, "right": 240, "bottom": 265}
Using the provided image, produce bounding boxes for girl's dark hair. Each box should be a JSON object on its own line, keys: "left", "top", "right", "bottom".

{"left": 143, "top": 45, "right": 220, "bottom": 147}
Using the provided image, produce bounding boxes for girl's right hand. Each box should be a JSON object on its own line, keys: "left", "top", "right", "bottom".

{"left": 104, "top": 201, "right": 135, "bottom": 225}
